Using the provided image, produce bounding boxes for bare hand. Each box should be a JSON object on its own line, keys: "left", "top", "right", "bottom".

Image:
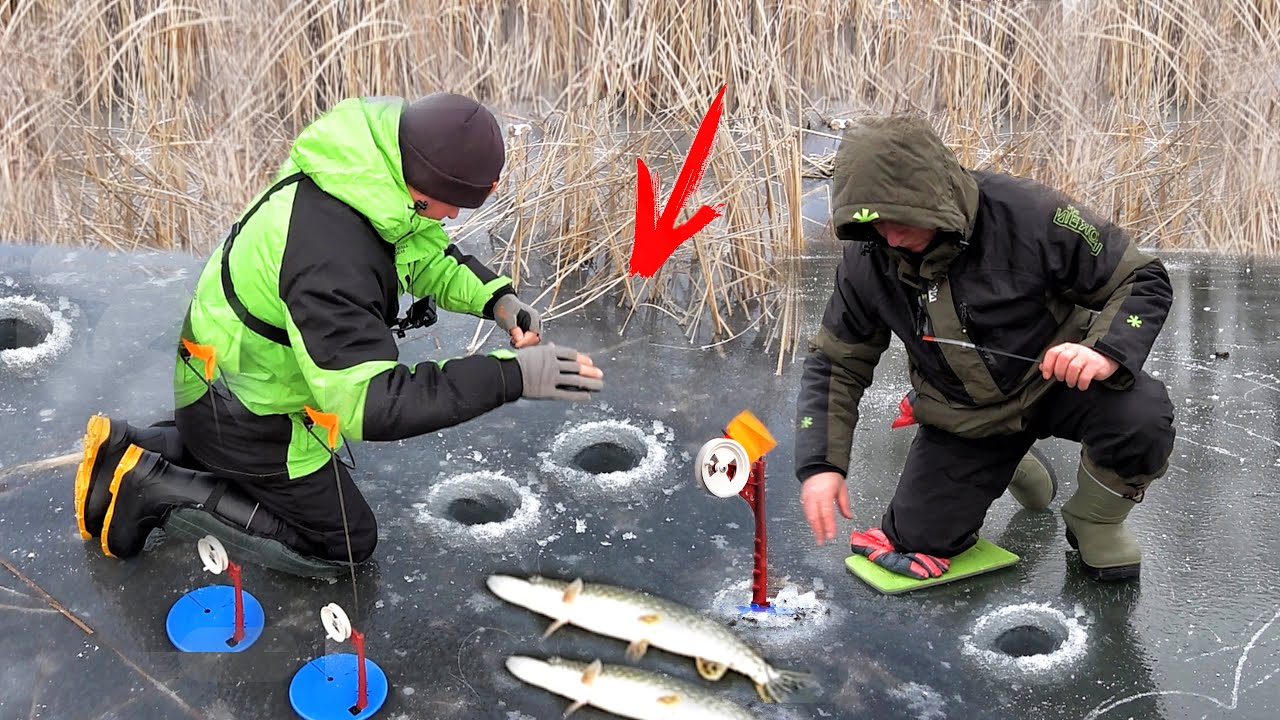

{"left": 801, "top": 471, "right": 853, "bottom": 546}
{"left": 573, "top": 352, "right": 603, "bottom": 381}
{"left": 510, "top": 327, "right": 541, "bottom": 348}
{"left": 1040, "top": 342, "right": 1119, "bottom": 391}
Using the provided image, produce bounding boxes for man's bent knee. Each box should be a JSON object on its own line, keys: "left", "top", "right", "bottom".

{"left": 1089, "top": 374, "right": 1176, "bottom": 479}
{"left": 881, "top": 512, "right": 977, "bottom": 558}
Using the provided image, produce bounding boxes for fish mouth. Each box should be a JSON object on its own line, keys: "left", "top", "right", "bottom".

{"left": 506, "top": 656, "right": 590, "bottom": 699}
{"left": 505, "top": 655, "right": 544, "bottom": 680}
{"left": 486, "top": 574, "right": 531, "bottom": 602}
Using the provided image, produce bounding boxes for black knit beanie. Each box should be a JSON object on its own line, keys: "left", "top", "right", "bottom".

{"left": 398, "top": 93, "right": 505, "bottom": 209}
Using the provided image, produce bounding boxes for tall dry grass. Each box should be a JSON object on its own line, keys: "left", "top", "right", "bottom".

{"left": 2, "top": 0, "right": 1278, "bottom": 355}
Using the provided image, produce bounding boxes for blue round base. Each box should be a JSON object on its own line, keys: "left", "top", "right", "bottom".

{"left": 736, "top": 603, "right": 797, "bottom": 616}
{"left": 167, "top": 585, "right": 265, "bottom": 652}
{"left": 290, "top": 654, "right": 388, "bottom": 720}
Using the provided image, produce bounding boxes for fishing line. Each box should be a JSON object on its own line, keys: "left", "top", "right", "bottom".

{"left": 921, "top": 335, "right": 1043, "bottom": 363}
{"left": 304, "top": 409, "right": 360, "bottom": 615}
{"left": 332, "top": 450, "right": 359, "bottom": 614}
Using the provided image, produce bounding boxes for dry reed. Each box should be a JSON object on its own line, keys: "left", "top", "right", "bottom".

{"left": 2, "top": 0, "right": 1278, "bottom": 359}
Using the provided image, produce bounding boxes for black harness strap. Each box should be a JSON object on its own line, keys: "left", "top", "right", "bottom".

{"left": 220, "top": 172, "right": 307, "bottom": 347}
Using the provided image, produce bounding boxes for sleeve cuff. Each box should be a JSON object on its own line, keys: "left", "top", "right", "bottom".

{"left": 482, "top": 284, "right": 516, "bottom": 320}
{"left": 497, "top": 357, "right": 523, "bottom": 402}
{"left": 796, "top": 462, "right": 846, "bottom": 483}
{"left": 1090, "top": 339, "right": 1137, "bottom": 390}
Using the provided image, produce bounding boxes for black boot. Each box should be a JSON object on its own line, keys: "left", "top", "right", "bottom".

{"left": 99, "top": 446, "right": 306, "bottom": 559}
{"left": 74, "top": 415, "right": 184, "bottom": 539}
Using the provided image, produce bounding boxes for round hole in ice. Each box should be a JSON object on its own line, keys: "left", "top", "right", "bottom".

{"left": 961, "top": 603, "right": 1087, "bottom": 674}
{"left": 447, "top": 492, "right": 518, "bottom": 526}
{"left": 0, "top": 316, "right": 48, "bottom": 351}
{"left": 993, "top": 624, "right": 1063, "bottom": 657}
{"left": 0, "top": 297, "right": 72, "bottom": 377}
{"left": 571, "top": 441, "right": 641, "bottom": 474}
{"left": 541, "top": 420, "right": 667, "bottom": 492}
{"left": 413, "top": 471, "right": 542, "bottom": 547}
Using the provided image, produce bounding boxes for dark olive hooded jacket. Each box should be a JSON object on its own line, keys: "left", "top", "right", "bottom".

{"left": 794, "top": 115, "right": 1172, "bottom": 482}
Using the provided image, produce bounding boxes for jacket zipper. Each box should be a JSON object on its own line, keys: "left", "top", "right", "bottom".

{"left": 915, "top": 289, "right": 933, "bottom": 337}
{"left": 958, "top": 301, "right": 997, "bottom": 369}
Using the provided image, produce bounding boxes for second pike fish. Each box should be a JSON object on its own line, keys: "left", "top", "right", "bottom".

{"left": 507, "top": 656, "right": 755, "bottom": 720}
{"left": 487, "top": 574, "right": 813, "bottom": 702}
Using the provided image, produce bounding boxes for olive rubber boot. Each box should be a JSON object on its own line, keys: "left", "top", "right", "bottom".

{"left": 1061, "top": 463, "right": 1145, "bottom": 581}
{"left": 98, "top": 446, "right": 306, "bottom": 560}
{"left": 1006, "top": 445, "right": 1058, "bottom": 511}
{"left": 74, "top": 415, "right": 183, "bottom": 539}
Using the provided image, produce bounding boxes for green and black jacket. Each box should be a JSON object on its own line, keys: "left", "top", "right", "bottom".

{"left": 795, "top": 115, "right": 1172, "bottom": 482}
{"left": 174, "top": 97, "right": 522, "bottom": 479}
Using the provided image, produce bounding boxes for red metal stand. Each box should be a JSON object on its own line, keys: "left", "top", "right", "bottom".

{"left": 352, "top": 629, "right": 368, "bottom": 712}
{"left": 228, "top": 562, "right": 245, "bottom": 645}
{"left": 738, "top": 458, "right": 770, "bottom": 609}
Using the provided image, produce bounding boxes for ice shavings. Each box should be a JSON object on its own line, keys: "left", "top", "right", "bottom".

{"left": 961, "top": 602, "right": 1088, "bottom": 674}
{"left": 711, "top": 578, "right": 834, "bottom": 637}
{"left": 411, "top": 471, "right": 542, "bottom": 547}
{"left": 888, "top": 682, "right": 948, "bottom": 720}
{"left": 539, "top": 418, "right": 670, "bottom": 492}
{"left": 0, "top": 296, "right": 73, "bottom": 377}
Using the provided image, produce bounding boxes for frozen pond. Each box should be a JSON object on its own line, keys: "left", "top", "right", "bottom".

{"left": 1, "top": 243, "right": 1278, "bottom": 719}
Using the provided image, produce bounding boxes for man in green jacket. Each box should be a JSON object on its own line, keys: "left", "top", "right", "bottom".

{"left": 72, "top": 93, "right": 603, "bottom": 576}
{"left": 796, "top": 114, "right": 1175, "bottom": 582}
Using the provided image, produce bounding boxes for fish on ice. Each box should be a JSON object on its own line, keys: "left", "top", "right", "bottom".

{"left": 506, "top": 655, "right": 755, "bottom": 720}
{"left": 487, "top": 574, "right": 813, "bottom": 702}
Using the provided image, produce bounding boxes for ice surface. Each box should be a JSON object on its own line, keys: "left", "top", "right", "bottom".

{"left": 3, "top": 246, "right": 1280, "bottom": 719}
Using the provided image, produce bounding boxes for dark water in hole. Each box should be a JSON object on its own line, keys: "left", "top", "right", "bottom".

{"left": 994, "top": 625, "right": 1063, "bottom": 657}
{"left": 571, "top": 441, "right": 640, "bottom": 473}
{"left": 0, "top": 318, "right": 45, "bottom": 350}
{"left": 447, "top": 494, "right": 516, "bottom": 525}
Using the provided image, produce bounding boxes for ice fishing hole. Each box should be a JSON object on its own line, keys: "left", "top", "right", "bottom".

{"left": 447, "top": 492, "right": 517, "bottom": 525}
{"left": 962, "top": 603, "right": 1086, "bottom": 673}
{"left": 571, "top": 441, "right": 641, "bottom": 474}
{"left": 423, "top": 472, "right": 529, "bottom": 531}
{"left": 0, "top": 316, "right": 48, "bottom": 351}
{"left": 993, "top": 624, "right": 1063, "bottom": 657}
{"left": 542, "top": 420, "right": 664, "bottom": 491}
{"left": 0, "top": 297, "right": 72, "bottom": 378}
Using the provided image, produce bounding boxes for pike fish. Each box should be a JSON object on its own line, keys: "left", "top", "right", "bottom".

{"left": 487, "top": 574, "right": 813, "bottom": 702}
{"left": 506, "top": 655, "right": 755, "bottom": 720}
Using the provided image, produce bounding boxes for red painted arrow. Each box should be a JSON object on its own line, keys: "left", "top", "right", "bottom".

{"left": 629, "top": 84, "right": 727, "bottom": 277}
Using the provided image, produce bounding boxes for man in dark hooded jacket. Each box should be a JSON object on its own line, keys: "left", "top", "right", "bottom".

{"left": 795, "top": 114, "right": 1175, "bottom": 582}
{"left": 71, "top": 93, "right": 604, "bottom": 577}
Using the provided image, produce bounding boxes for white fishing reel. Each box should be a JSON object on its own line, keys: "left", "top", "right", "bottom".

{"left": 197, "top": 535, "right": 229, "bottom": 575}
{"left": 695, "top": 437, "right": 751, "bottom": 498}
{"left": 321, "top": 602, "right": 353, "bottom": 643}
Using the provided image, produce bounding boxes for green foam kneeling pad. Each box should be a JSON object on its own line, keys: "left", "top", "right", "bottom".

{"left": 845, "top": 537, "right": 1020, "bottom": 595}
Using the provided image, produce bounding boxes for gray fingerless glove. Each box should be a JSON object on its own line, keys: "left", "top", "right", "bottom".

{"left": 514, "top": 345, "right": 602, "bottom": 401}
{"left": 494, "top": 294, "right": 542, "bottom": 336}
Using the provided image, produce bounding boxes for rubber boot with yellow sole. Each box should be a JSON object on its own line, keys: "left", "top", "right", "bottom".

{"left": 99, "top": 446, "right": 301, "bottom": 559}
{"left": 97, "top": 446, "right": 347, "bottom": 577}
{"left": 1061, "top": 463, "right": 1145, "bottom": 581}
{"left": 74, "top": 415, "right": 182, "bottom": 539}
{"left": 1006, "top": 445, "right": 1058, "bottom": 511}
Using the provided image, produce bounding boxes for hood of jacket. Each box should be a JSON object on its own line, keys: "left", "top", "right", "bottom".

{"left": 285, "top": 96, "right": 453, "bottom": 277}
{"left": 830, "top": 114, "right": 980, "bottom": 257}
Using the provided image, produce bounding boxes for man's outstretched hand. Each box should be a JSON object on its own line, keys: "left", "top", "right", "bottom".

{"left": 1040, "top": 342, "right": 1118, "bottom": 391}
{"left": 801, "top": 471, "right": 853, "bottom": 545}
{"left": 514, "top": 345, "right": 603, "bottom": 401}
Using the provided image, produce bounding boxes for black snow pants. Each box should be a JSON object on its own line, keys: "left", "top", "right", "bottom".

{"left": 174, "top": 385, "right": 379, "bottom": 563}
{"left": 881, "top": 371, "right": 1176, "bottom": 557}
